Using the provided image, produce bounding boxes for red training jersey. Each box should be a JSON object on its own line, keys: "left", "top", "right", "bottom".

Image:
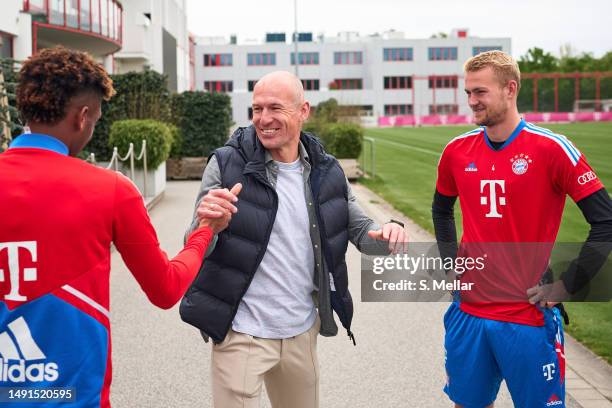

{"left": 436, "top": 120, "right": 603, "bottom": 326}
{"left": 0, "top": 139, "right": 212, "bottom": 407}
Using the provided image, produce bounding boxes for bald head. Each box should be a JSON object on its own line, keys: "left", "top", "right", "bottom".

{"left": 251, "top": 71, "right": 311, "bottom": 162}
{"left": 254, "top": 71, "right": 304, "bottom": 107}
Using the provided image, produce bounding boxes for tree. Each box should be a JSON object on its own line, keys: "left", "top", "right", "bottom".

{"left": 518, "top": 47, "right": 558, "bottom": 73}
{"left": 518, "top": 47, "right": 612, "bottom": 111}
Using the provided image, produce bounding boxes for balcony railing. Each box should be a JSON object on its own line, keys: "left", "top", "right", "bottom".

{"left": 23, "top": 0, "right": 122, "bottom": 45}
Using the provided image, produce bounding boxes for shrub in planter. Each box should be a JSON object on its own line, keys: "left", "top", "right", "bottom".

{"left": 322, "top": 123, "right": 363, "bottom": 159}
{"left": 108, "top": 119, "right": 173, "bottom": 170}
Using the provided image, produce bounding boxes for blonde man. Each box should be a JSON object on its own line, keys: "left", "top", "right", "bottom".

{"left": 432, "top": 51, "right": 612, "bottom": 407}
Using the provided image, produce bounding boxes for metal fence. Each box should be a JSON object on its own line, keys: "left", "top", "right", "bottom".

{"left": 87, "top": 140, "right": 148, "bottom": 197}
{"left": 360, "top": 137, "right": 376, "bottom": 177}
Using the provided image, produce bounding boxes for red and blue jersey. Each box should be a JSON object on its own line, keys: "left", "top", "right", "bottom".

{"left": 436, "top": 120, "right": 603, "bottom": 325}
{"left": 0, "top": 134, "right": 212, "bottom": 407}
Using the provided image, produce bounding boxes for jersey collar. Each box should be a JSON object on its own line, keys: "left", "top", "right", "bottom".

{"left": 8, "top": 133, "right": 69, "bottom": 156}
{"left": 483, "top": 118, "right": 526, "bottom": 151}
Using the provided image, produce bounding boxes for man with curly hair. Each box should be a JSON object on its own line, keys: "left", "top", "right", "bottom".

{"left": 0, "top": 46, "right": 233, "bottom": 407}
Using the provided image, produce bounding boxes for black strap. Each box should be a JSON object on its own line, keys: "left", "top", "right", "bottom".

{"left": 389, "top": 219, "right": 405, "bottom": 228}
{"left": 554, "top": 303, "right": 570, "bottom": 325}
{"left": 347, "top": 329, "right": 356, "bottom": 346}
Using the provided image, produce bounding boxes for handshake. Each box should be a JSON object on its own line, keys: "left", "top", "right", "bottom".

{"left": 196, "top": 183, "right": 243, "bottom": 234}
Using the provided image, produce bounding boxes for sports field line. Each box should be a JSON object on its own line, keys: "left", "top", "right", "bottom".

{"left": 373, "top": 138, "right": 441, "bottom": 157}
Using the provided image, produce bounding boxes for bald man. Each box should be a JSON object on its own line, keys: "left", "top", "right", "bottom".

{"left": 180, "top": 71, "right": 405, "bottom": 408}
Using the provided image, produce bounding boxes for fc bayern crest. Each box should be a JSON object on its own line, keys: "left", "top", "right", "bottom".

{"left": 510, "top": 154, "right": 532, "bottom": 175}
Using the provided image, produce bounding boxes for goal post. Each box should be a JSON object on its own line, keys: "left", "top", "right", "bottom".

{"left": 573, "top": 99, "right": 612, "bottom": 112}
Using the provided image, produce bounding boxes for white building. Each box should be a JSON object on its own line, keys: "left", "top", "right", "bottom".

{"left": 115, "top": 0, "right": 194, "bottom": 92}
{"left": 195, "top": 30, "right": 511, "bottom": 126}
{"left": 0, "top": 0, "right": 193, "bottom": 91}
{"left": 1, "top": 0, "right": 123, "bottom": 72}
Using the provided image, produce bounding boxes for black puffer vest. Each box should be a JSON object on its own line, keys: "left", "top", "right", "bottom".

{"left": 180, "top": 125, "right": 353, "bottom": 343}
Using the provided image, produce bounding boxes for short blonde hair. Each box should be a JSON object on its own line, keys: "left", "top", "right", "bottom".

{"left": 464, "top": 50, "right": 521, "bottom": 92}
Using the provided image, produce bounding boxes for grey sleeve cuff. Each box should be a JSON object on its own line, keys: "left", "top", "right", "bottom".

{"left": 184, "top": 155, "right": 222, "bottom": 257}
{"left": 346, "top": 178, "right": 387, "bottom": 253}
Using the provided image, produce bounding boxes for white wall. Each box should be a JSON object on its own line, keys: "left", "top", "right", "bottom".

{"left": 0, "top": 0, "right": 22, "bottom": 36}
{"left": 116, "top": 0, "right": 190, "bottom": 90}
{"left": 0, "top": 0, "right": 32, "bottom": 60}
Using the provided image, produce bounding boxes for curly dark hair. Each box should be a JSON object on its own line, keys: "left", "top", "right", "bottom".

{"left": 16, "top": 46, "right": 115, "bottom": 124}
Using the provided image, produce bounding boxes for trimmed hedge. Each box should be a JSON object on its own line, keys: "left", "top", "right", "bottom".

{"left": 168, "top": 124, "right": 183, "bottom": 158}
{"left": 89, "top": 70, "right": 171, "bottom": 160}
{"left": 170, "top": 91, "right": 232, "bottom": 157}
{"left": 108, "top": 119, "right": 173, "bottom": 170}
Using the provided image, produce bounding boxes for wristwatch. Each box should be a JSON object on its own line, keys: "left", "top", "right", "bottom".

{"left": 388, "top": 219, "right": 405, "bottom": 228}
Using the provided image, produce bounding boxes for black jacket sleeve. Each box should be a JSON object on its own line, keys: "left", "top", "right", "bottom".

{"left": 561, "top": 188, "right": 612, "bottom": 294}
{"left": 432, "top": 189, "right": 458, "bottom": 270}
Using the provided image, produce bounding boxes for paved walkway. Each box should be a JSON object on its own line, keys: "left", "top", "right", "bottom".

{"left": 110, "top": 181, "right": 609, "bottom": 407}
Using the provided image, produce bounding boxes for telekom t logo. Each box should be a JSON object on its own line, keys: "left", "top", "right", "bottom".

{"left": 543, "top": 363, "right": 556, "bottom": 381}
{"left": 0, "top": 241, "right": 38, "bottom": 301}
{"left": 480, "top": 180, "right": 506, "bottom": 218}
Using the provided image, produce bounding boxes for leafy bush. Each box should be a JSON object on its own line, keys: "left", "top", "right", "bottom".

{"left": 89, "top": 70, "right": 171, "bottom": 160}
{"left": 170, "top": 91, "right": 232, "bottom": 157}
{"left": 108, "top": 119, "right": 173, "bottom": 170}
{"left": 0, "top": 58, "right": 23, "bottom": 151}
{"left": 319, "top": 123, "right": 363, "bottom": 159}
{"left": 304, "top": 98, "right": 363, "bottom": 159}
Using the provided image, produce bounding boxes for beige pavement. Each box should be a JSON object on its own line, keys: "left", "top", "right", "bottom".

{"left": 109, "top": 181, "right": 606, "bottom": 407}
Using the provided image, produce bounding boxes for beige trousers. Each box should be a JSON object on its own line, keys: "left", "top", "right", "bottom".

{"left": 211, "top": 317, "right": 320, "bottom": 408}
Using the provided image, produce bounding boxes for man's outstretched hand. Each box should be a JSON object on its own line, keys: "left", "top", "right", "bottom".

{"left": 367, "top": 222, "right": 408, "bottom": 254}
{"left": 197, "top": 183, "right": 243, "bottom": 234}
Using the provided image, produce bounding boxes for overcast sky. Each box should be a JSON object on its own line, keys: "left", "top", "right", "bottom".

{"left": 186, "top": 0, "right": 610, "bottom": 58}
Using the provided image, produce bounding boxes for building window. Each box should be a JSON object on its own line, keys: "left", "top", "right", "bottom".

{"left": 334, "top": 51, "right": 363, "bottom": 65}
{"left": 383, "top": 76, "right": 412, "bottom": 89}
{"left": 204, "top": 81, "right": 233, "bottom": 93}
{"left": 101, "top": 0, "right": 108, "bottom": 37}
{"left": 291, "top": 52, "right": 319, "bottom": 65}
{"left": 66, "top": 0, "right": 79, "bottom": 28}
{"left": 49, "top": 0, "right": 64, "bottom": 25}
{"left": 429, "top": 104, "right": 459, "bottom": 115}
{"left": 0, "top": 32, "right": 13, "bottom": 59}
{"left": 204, "top": 54, "right": 232, "bottom": 67}
{"left": 248, "top": 107, "right": 253, "bottom": 120}
{"left": 473, "top": 46, "right": 502, "bottom": 56}
{"left": 91, "top": 0, "right": 100, "bottom": 33}
{"left": 297, "top": 32, "right": 313, "bottom": 42}
{"left": 384, "top": 105, "right": 413, "bottom": 116}
{"left": 247, "top": 53, "right": 276, "bottom": 66}
{"left": 248, "top": 80, "right": 258, "bottom": 92}
{"left": 330, "top": 79, "right": 363, "bottom": 90}
{"left": 27, "top": 0, "right": 46, "bottom": 12}
{"left": 428, "top": 47, "right": 458, "bottom": 61}
{"left": 266, "top": 33, "right": 286, "bottom": 43}
{"left": 428, "top": 75, "right": 458, "bottom": 89}
{"left": 301, "top": 79, "right": 320, "bottom": 91}
{"left": 80, "top": 0, "right": 91, "bottom": 31}
{"left": 383, "top": 48, "right": 413, "bottom": 61}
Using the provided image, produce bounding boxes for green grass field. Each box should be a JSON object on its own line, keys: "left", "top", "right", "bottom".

{"left": 360, "top": 121, "right": 612, "bottom": 363}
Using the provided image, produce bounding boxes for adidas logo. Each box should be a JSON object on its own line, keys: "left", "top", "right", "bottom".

{"left": 0, "top": 317, "right": 58, "bottom": 383}
{"left": 465, "top": 162, "right": 478, "bottom": 172}
{"left": 546, "top": 394, "right": 563, "bottom": 406}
